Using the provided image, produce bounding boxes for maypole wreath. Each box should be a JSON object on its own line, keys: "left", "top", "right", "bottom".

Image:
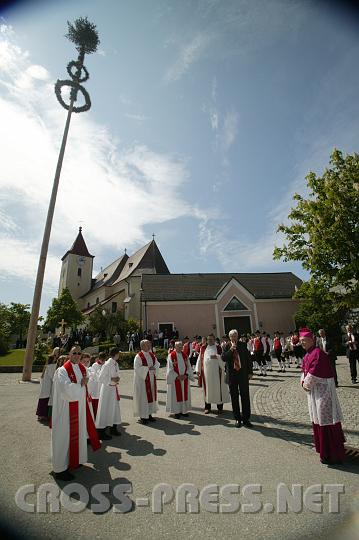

{"left": 54, "top": 17, "right": 99, "bottom": 113}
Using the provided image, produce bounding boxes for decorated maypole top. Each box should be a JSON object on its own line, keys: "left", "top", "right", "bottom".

{"left": 55, "top": 17, "right": 100, "bottom": 112}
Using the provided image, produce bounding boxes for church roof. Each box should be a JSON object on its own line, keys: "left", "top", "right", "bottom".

{"left": 111, "top": 240, "right": 170, "bottom": 285}
{"left": 85, "top": 253, "right": 129, "bottom": 294}
{"left": 61, "top": 228, "right": 94, "bottom": 261}
{"left": 141, "top": 272, "right": 302, "bottom": 301}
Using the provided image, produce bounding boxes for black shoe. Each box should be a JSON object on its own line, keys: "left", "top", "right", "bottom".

{"left": 181, "top": 413, "right": 189, "bottom": 417}
{"left": 110, "top": 426, "right": 121, "bottom": 436}
{"left": 235, "top": 420, "right": 242, "bottom": 428}
{"left": 148, "top": 415, "right": 156, "bottom": 422}
{"left": 320, "top": 457, "right": 330, "bottom": 465}
{"left": 54, "top": 470, "right": 74, "bottom": 481}
{"left": 352, "top": 380, "right": 357, "bottom": 384}
{"left": 140, "top": 418, "right": 149, "bottom": 424}
{"left": 99, "top": 430, "right": 112, "bottom": 440}
{"left": 243, "top": 421, "right": 253, "bottom": 428}
{"left": 174, "top": 414, "right": 181, "bottom": 419}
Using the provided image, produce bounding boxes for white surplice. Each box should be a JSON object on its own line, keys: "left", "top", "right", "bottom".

{"left": 39, "top": 363, "right": 56, "bottom": 400}
{"left": 95, "top": 358, "right": 121, "bottom": 428}
{"left": 133, "top": 352, "right": 160, "bottom": 418}
{"left": 88, "top": 361, "right": 103, "bottom": 399}
{"left": 202, "top": 345, "right": 231, "bottom": 405}
{"left": 301, "top": 373, "right": 343, "bottom": 426}
{"left": 166, "top": 352, "right": 194, "bottom": 414}
{"left": 51, "top": 364, "right": 87, "bottom": 473}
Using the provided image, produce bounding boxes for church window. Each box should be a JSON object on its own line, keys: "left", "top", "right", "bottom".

{"left": 128, "top": 262, "right": 133, "bottom": 268}
{"left": 112, "top": 302, "right": 117, "bottom": 313}
{"left": 87, "top": 303, "right": 90, "bottom": 308}
{"left": 96, "top": 297, "right": 99, "bottom": 304}
{"left": 77, "top": 268, "right": 82, "bottom": 277}
{"left": 224, "top": 297, "right": 248, "bottom": 311}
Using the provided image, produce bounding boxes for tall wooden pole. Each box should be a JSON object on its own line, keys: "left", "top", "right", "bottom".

{"left": 22, "top": 102, "right": 74, "bottom": 381}
{"left": 22, "top": 18, "right": 99, "bottom": 381}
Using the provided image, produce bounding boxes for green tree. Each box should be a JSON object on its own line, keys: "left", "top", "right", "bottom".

{"left": 293, "top": 280, "right": 346, "bottom": 351}
{"left": 273, "top": 149, "right": 359, "bottom": 342}
{"left": 274, "top": 149, "right": 359, "bottom": 303}
{"left": 44, "top": 288, "right": 84, "bottom": 332}
{"left": 88, "top": 308, "right": 128, "bottom": 340}
{"left": 126, "top": 318, "right": 139, "bottom": 333}
{"left": 0, "top": 303, "right": 11, "bottom": 355}
{"left": 8, "top": 303, "right": 31, "bottom": 343}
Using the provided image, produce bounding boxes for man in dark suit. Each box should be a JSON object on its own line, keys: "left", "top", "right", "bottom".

{"left": 222, "top": 329, "right": 253, "bottom": 428}
{"left": 317, "top": 329, "right": 338, "bottom": 386}
{"left": 344, "top": 324, "right": 359, "bottom": 384}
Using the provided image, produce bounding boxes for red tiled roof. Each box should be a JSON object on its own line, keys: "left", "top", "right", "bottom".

{"left": 61, "top": 228, "right": 94, "bottom": 261}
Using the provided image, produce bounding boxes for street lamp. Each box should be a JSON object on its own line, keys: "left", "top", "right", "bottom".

{"left": 22, "top": 18, "right": 100, "bottom": 381}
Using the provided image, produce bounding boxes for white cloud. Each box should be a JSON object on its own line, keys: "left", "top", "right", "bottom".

{"left": 222, "top": 110, "right": 239, "bottom": 153}
{"left": 0, "top": 27, "right": 202, "bottom": 291}
{"left": 124, "top": 112, "right": 150, "bottom": 122}
{"left": 0, "top": 236, "right": 59, "bottom": 293}
{"left": 164, "top": 33, "right": 211, "bottom": 83}
{"left": 197, "top": 216, "right": 288, "bottom": 272}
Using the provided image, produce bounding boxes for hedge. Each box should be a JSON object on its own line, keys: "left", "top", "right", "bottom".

{"left": 99, "top": 347, "right": 169, "bottom": 368}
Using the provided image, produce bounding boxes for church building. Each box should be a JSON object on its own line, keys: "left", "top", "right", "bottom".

{"left": 59, "top": 228, "right": 302, "bottom": 338}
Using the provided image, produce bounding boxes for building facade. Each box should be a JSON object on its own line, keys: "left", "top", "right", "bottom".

{"left": 142, "top": 273, "right": 302, "bottom": 338}
{"left": 59, "top": 229, "right": 302, "bottom": 337}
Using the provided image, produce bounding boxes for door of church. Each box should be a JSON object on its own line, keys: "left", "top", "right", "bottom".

{"left": 224, "top": 316, "right": 251, "bottom": 335}
{"left": 158, "top": 323, "right": 173, "bottom": 336}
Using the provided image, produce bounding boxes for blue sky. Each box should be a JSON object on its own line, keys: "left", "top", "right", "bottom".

{"left": 1, "top": 0, "right": 359, "bottom": 315}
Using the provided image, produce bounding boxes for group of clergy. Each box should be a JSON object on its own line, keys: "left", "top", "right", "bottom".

{"left": 43, "top": 326, "right": 348, "bottom": 481}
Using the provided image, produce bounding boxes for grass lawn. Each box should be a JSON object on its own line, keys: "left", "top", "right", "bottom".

{"left": 0, "top": 349, "right": 25, "bottom": 366}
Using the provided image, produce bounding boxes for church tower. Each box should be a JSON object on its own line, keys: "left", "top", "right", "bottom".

{"left": 58, "top": 227, "right": 94, "bottom": 302}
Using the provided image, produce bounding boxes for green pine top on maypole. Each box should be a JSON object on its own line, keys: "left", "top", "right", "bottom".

{"left": 65, "top": 17, "right": 100, "bottom": 55}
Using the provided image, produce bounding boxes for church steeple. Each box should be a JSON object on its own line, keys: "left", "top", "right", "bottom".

{"left": 61, "top": 227, "right": 94, "bottom": 261}
{"left": 59, "top": 228, "right": 94, "bottom": 301}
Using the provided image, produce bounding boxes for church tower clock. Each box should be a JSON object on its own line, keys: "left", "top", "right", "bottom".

{"left": 58, "top": 227, "right": 94, "bottom": 303}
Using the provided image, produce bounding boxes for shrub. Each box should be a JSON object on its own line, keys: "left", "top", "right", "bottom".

{"left": 98, "top": 341, "right": 116, "bottom": 353}
{"left": 33, "top": 340, "right": 50, "bottom": 365}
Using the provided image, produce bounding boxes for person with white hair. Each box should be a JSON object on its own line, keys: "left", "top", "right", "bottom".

{"left": 166, "top": 341, "right": 195, "bottom": 418}
{"left": 200, "top": 333, "right": 230, "bottom": 414}
{"left": 222, "top": 329, "right": 253, "bottom": 428}
{"left": 133, "top": 339, "right": 160, "bottom": 424}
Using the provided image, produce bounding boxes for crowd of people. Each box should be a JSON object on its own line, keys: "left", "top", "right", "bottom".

{"left": 35, "top": 324, "right": 358, "bottom": 481}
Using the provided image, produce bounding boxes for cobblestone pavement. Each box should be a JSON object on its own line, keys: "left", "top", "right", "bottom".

{"left": 252, "top": 356, "right": 359, "bottom": 451}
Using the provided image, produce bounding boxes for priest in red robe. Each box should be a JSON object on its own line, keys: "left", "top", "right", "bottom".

{"left": 51, "top": 347, "right": 101, "bottom": 481}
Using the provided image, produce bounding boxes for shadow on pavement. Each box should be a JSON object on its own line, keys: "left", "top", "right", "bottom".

{"left": 52, "top": 446, "right": 134, "bottom": 514}
{"left": 142, "top": 416, "right": 201, "bottom": 436}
